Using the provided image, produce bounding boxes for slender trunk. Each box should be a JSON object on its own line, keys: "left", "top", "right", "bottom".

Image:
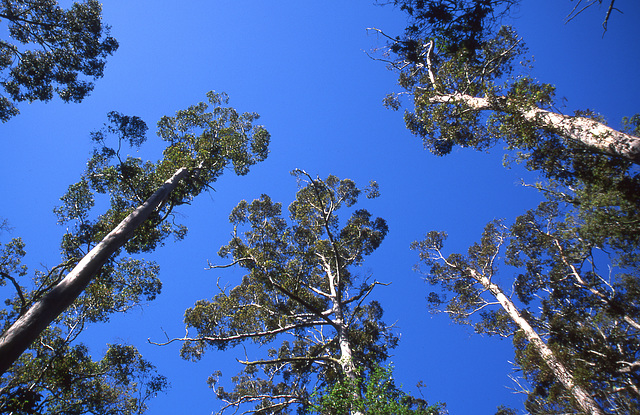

{"left": 429, "top": 93, "right": 640, "bottom": 164}
{"left": 323, "top": 257, "right": 363, "bottom": 415}
{"left": 335, "top": 314, "right": 363, "bottom": 415}
{"left": 0, "top": 167, "right": 191, "bottom": 375}
{"left": 469, "top": 269, "right": 606, "bottom": 415}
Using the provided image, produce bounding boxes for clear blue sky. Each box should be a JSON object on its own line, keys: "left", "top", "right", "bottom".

{"left": 1, "top": 1, "right": 639, "bottom": 413}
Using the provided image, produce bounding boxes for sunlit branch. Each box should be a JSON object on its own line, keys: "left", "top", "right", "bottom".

{"left": 206, "top": 257, "right": 254, "bottom": 270}
{"left": 216, "top": 394, "right": 307, "bottom": 415}
{"left": 238, "top": 355, "right": 340, "bottom": 366}
{"left": 149, "top": 320, "right": 330, "bottom": 346}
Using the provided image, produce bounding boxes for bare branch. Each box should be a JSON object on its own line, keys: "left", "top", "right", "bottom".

{"left": 148, "top": 320, "right": 330, "bottom": 347}
{"left": 238, "top": 355, "right": 340, "bottom": 366}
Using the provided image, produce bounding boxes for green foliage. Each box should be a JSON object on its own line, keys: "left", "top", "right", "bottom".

{"left": 310, "top": 365, "right": 446, "bottom": 415}
{"left": 174, "top": 172, "right": 406, "bottom": 414}
{"left": 0, "top": 0, "right": 118, "bottom": 121}
{"left": 1, "top": 91, "right": 270, "bottom": 412}
{"left": 413, "top": 196, "right": 640, "bottom": 412}
{"left": 622, "top": 114, "right": 640, "bottom": 137}
{"left": 0, "top": 342, "right": 167, "bottom": 414}
{"left": 383, "top": 0, "right": 518, "bottom": 58}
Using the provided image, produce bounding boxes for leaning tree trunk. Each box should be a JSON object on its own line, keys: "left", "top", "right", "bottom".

{"left": 0, "top": 167, "right": 191, "bottom": 376}
{"left": 429, "top": 93, "right": 640, "bottom": 164}
{"left": 468, "top": 268, "right": 606, "bottom": 415}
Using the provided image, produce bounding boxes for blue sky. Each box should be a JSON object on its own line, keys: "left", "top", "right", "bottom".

{"left": 1, "top": 1, "right": 639, "bottom": 413}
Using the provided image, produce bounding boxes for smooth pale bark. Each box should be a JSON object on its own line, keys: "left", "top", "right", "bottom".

{"left": 319, "top": 245, "right": 363, "bottom": 415}
{"left": 0, "top": 167, "right": 191, "bottom": 375}
{"left": 429, "top": 93, "right": 640, "bottom": 164}
{"left": 469, "top": 268, "right": 605, "bottom": 415}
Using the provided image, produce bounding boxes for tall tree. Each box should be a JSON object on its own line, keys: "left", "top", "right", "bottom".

{"left": 412, "top": 198, "right": 640, "bottom": 413}
{"left": 377, "top": 24, "right": 640, "bottom": 166}
{"left": 0, "top": 91, "right": 270, "bottom": 405}
{"left": 378, "top": 3, "right": 640, "bottom": 413}
{"left": 153, "top": 171, "right": 435, "bottom": 414}
{"left": 0, "top": 0, "right": 118, "bottom": 121}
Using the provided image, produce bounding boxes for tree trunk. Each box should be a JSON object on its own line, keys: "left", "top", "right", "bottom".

{"left": 324, "top": 255, "right": 363, "bottom": 415}
{"left": 469, "top": 269, "right": 606, "bottom": 415}
{"left": 336, "top": 316, "right": 364, "bottom": 415}
{"left": 0, "top": 167, "right": 191, "bottom": 375}
{"left": 429, "top": 93, "right": 640, "bottom": 164}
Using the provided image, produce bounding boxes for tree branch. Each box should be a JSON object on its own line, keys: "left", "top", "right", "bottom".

{"left": 148, "top": 320, "right": 330, "bottom": 346}
{"left": 237, "top": 355, "right": 340, "bottom": 366}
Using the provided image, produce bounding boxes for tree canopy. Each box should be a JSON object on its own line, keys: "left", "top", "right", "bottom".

{"left": 1, "top": 1, "right": 637, "bottom": 413}
{"left": 380, "top": 1, "right": 640, "bottom": 413}
{"left": 0, "top": 0, "right": 118, "bottom": 121}
{"left": 0, "top": 91, "right": 270, "bottom": 411}
{"left": 151, "top": 171, "right": 442, "bottom": 414}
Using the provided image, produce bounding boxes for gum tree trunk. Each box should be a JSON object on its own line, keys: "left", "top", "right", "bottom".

{"left": 469, "top": 268, "right": 606, "bottom": 415}
{"left": 0, "top": 167, "right": 191, "bottom": 375}
{"left": 429, "top": 93, "right": 640, "bottom": 163}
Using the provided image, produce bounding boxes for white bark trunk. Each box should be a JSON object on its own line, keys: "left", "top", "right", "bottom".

{"left": 323, "top": 255, "right": 363, "bottom": 415}
{"left": 469, "top": 269, "right": 605, "bottom": 415}
{"left": 0, "top": 167, "right": 191, "bottom": 375}
{"left": 336, "top": 317, "right": 363, "bottom": 415}
{"left": 429, "top": 93, "right": 640, "bottom": 163}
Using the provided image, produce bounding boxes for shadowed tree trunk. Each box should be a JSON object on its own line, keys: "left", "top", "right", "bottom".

{"left": 0, "top": 167, "right": 191, "bottom": 375}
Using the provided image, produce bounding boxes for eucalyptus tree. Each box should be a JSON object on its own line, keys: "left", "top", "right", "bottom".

{"left": 412, "top": 196, "right": 640, "bottom": 413}
{"left": 378, "top": 22, "right": 640, "bottom": 167}
{"left": 375, "top": 3, "right": 640, "bottom": 413}
{"left": 153, "top": 171, "right": 436, "bottom": 414}
{"left": 0, "top": 91, "right": 269, "bottom": 409}
{"left": 0, "top": 0, "right": 118, "bottom": 121}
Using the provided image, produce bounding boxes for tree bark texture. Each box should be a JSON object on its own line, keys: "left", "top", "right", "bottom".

{"left": 429, "top": 93, "right": 640, "bottom": 164}
{"left": 0, "top": 167, "right": 191, "bottom": 375}
{"left": 469, "top": 269, "right": 606, "bottom": 415}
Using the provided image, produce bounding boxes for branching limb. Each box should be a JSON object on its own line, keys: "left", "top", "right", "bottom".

{"left": 206, "top": 257, "right": 254, "bottom": 270}
{"left": 554, "top": 240, "right": 640, "bottom": 331}
{"left": 238, "top": 355, "right": 340, "bottom": 366}
{"left": 216, "top": 394, "right": 307, "bottom": 415}
{"left": 0, "top": 271, "right": 27, "bottom": 315}
{"left": 148, "top": 320, "right": 330, "bottom": 346}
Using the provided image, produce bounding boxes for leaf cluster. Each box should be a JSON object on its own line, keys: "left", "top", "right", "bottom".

{"left": 1, "top": 91, "right": 270, "bottom": 413}
{"left": 310, "top": 364, "right": 446, "bottom": 415}
{"left": 0, "top": 0, "right": 118, "bottom": 121}
{"left": 178, "top": 173, "right": 395, "bottom": 414}
{"left": 0, "top": 340, "right": 167, "bottom": 414}
{"left": 382, "top": 0, "right": 517, "bottom": 58}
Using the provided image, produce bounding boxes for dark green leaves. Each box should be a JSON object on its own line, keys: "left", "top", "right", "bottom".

{"left": 177, "top": 173, "right": 394, "bottom": 414}
{"left": 0, "top": 0, "right": 118, "bottom": 121}
{"left": 0, "top": 342, "right": 167, "bottom": 414}
{"left": 157, "top": 91, "right": 270, "bottom": 177}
